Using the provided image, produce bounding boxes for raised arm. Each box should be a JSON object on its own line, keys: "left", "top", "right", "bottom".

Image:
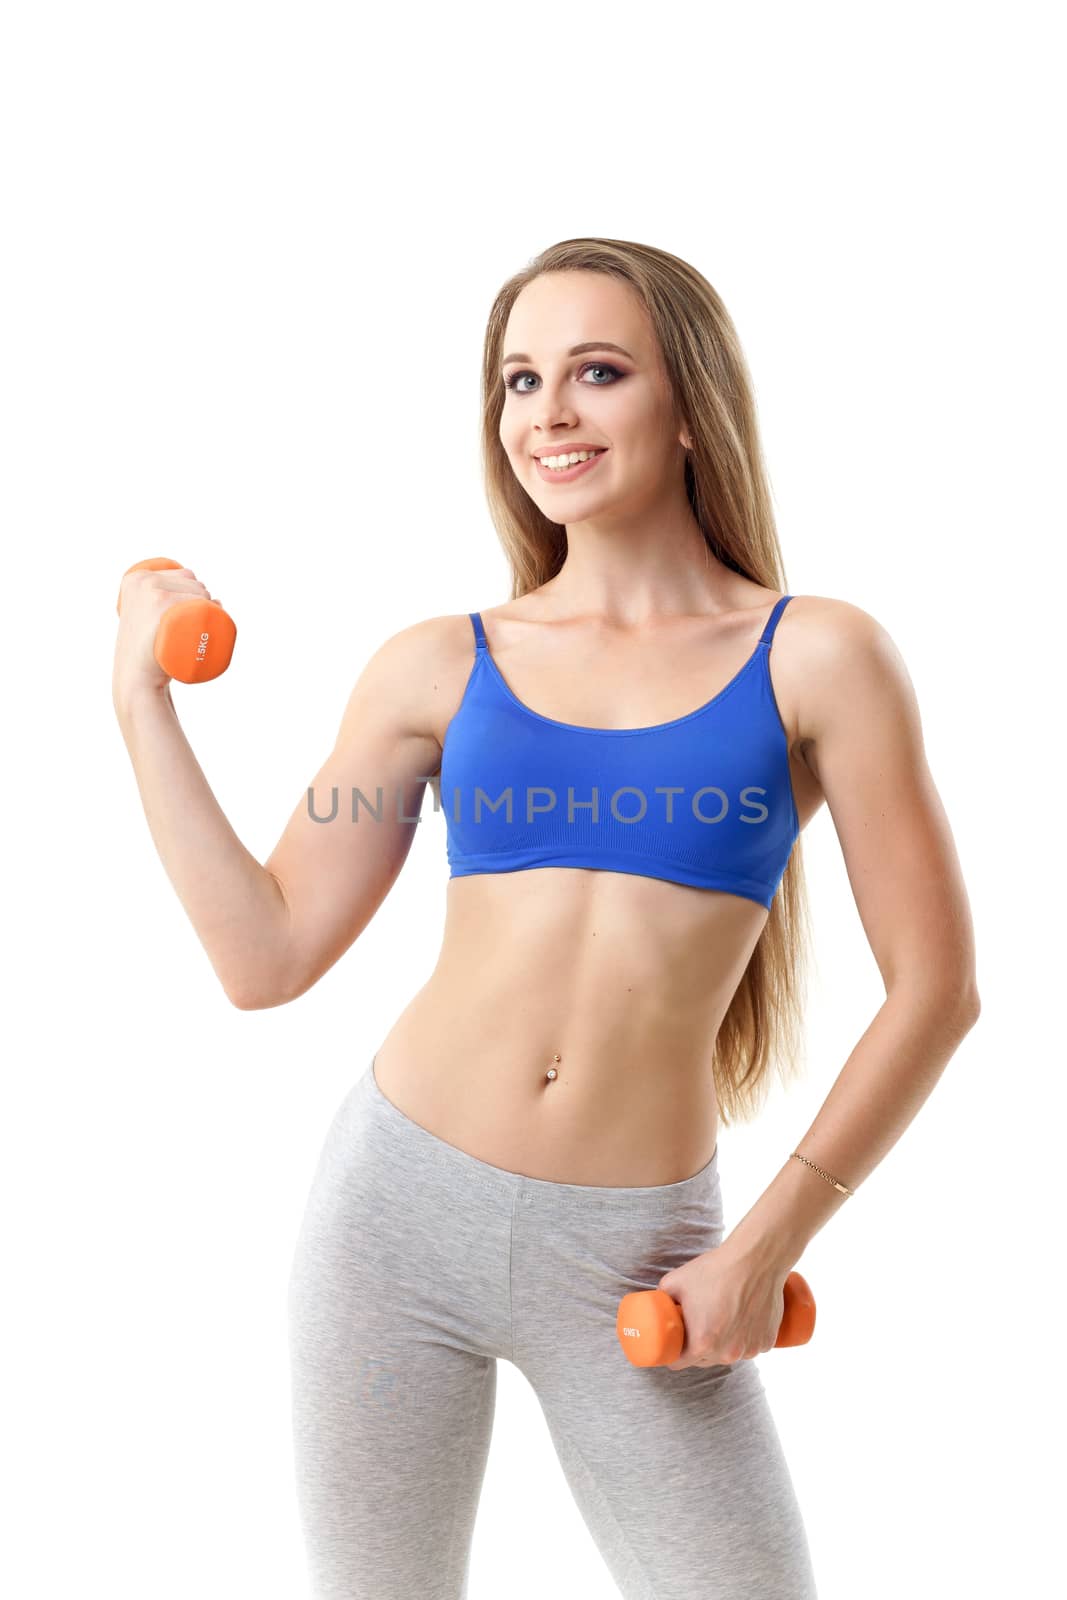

{"left": 113, "top": 569, "right": 444, "bottom": 1009}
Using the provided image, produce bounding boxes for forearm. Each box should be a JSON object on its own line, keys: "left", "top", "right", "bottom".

{"left": 725, "top": 981, "right": 981, "bottom": 1273}
{"left": 113, "top": 680, "right": 290, "bottom": 1007}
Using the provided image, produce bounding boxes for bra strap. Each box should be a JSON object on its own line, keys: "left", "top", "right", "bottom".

{"left": 759, "top": 595, "right": 792, "bottom": 648}
{"left": 468, "top": 611, "right": 487, "bottom": 651}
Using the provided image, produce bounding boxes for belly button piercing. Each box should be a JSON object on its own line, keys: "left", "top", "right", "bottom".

{"left": 545, "top": 1052, "right": 561, "bottom": 1082}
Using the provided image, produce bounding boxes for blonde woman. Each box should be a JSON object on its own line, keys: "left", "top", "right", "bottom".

{"left": 113, "top": 237, "right": 980, "bottom": 1599}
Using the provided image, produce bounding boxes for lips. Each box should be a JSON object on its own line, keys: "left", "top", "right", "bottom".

{"left": 533, "top": 449, "right": 608, "bottom": 484}
{"left": 532, "top": 445, "right": 604, "bottom": 460}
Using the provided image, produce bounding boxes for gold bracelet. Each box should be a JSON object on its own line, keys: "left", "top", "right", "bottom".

{"left": 790, "top": 1151, "right": 854, "bottom": 1196}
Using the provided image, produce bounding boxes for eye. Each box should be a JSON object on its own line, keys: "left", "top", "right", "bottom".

{"left": 503, "top": 361, "right": 624, "bottom": 394}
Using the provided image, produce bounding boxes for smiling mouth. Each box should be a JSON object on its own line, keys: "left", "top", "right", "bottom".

{"left": 533, "top": 450, "right": 608, "bottom": 483}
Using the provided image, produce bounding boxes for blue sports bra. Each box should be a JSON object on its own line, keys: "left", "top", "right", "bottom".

{"left": 440, "top": 598, "right": 800, "bottom": 910}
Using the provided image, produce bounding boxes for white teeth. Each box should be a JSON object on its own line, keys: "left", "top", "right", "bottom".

{"left": 540, "top": 450, "right": 601, "bottom": 471}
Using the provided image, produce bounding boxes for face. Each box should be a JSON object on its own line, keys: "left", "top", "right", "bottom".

{"left": 498, "top": 271, "right": 690, "bottom": 519}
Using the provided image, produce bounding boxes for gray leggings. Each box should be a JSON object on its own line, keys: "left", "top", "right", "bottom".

{"left": 287, "top": 1056, "right": 818, "bottom": 1598}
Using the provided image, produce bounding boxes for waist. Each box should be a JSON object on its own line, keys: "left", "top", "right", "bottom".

{"left": 373, "top": 986, "right": 721, "bottom": 1186}
{"left": 369, "top": 873, "right": 761, "bottom": 1183}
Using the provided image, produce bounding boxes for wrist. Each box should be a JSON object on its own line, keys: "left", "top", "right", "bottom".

{"left": 721, "top": 1153, "right": 849, "bottom": 1275}
{"left": 723, "top": 1214, "right": 803, "bottom": 1278}
{"left": 113, "top": 676, "right": 171, "bottom": 723}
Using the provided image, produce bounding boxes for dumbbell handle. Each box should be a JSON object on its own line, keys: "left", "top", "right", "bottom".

{"left": 616, "top": 1270, "right": 816, "bottom": 1368}
{"left": 116, "top": 558, "right": 236, "bottom": 685}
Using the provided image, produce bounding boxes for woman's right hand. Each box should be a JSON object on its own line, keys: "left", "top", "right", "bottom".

{"left": 112, "top": 564, "right": 219, "bottom": 702}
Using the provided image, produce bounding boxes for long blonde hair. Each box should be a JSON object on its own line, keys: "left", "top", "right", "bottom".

{"left": 476, "top": 236, "right": 813, "bottom": 1126}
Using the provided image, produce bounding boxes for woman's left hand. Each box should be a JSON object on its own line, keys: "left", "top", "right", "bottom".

{"left": 657, "top": 1239, "right": 790, "bottom": 1371}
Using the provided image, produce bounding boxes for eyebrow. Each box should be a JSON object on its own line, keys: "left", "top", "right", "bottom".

{"left": 500, "top": 340, "right": 636, "bottom": 367}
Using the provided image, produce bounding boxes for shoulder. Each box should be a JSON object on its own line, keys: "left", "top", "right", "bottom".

{"left": 355, "top": 612, "right": 484, "bottom": 745}
{"left": 368, "top": 611, "right": 480, "bottom": 676}
{"left": 778, "top": 592, "right": 894, "bottom": 659}
{"left": 776, "top": 593, "right": 918, "bottom": 745}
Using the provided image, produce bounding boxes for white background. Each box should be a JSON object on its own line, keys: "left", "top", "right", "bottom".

{"left": 3, "top": 2, "right": 1063, "bottom": 1595}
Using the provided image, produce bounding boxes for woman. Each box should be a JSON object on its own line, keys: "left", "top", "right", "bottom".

{"left": 112, "top": 237, "right": 981, "bottom": 1599}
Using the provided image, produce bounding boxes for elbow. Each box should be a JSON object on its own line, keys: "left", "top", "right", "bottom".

{"left": 227, "top": 985, "right": 266, "bottom": 1011}
{"left": 226, "top": 979, "right": 294, "bottom": 1012}
{"left": 938, "top": 976, "right": 982, "bottom": 1033}
{"left": 888, "top": 971, "right": 981, "bottom": 1032}
{"left": 224, "top": 948, "right": 319, "bottom": 1011}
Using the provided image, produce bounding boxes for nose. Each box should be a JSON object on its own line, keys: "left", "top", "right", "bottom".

{"left": 530, "top": 387, "right": 579, "bottom": 434}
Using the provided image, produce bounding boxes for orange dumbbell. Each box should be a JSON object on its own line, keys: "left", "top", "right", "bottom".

{"left": 116, "top": 558, "right": 237, "bottom": 684}
{"left": 617, "top": 1270, "right": 816, "bottom": 1368}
